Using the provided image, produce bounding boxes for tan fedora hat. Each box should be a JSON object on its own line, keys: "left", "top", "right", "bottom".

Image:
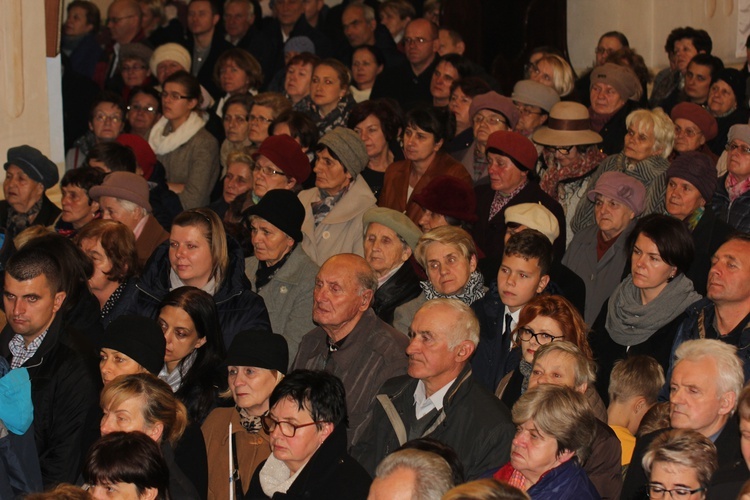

{"left": 532, "top": 101, "right": 603, "bottom": 147}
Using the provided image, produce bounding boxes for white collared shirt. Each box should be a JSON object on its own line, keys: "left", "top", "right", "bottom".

{"left": 413, "top": 377, "right": 457, "bottom": 419}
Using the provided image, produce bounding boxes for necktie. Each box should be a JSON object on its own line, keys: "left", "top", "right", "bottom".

{"left": 503, "top": 313, "right": 513, "bottom": 352}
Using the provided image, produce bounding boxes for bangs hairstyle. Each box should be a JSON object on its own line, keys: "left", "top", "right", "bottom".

{"left": 225, "top": 149, "right": 255, "bottom": 169}
{"left": 450, "top": 76, "right": 491, "bottom": 98}
{"left": 60, "top": 166, "right": 106, "bottom": 200}
{"left": 533, "top": 341, "right": 596, "bottom": 388}
{"left": 516, "top": 295, "right": 591, "bottom": 359}
{"left": 269, "top": 369, "right": 348, "bottom": 429}
{"left": 503, "top": 229, "right": 553, "bottom": 277}
{"left": 163, "top": 70, "right": 202, "bottom": 106}
{"left": 415, "top": 225, "right": 477, "bottom": 270}
{"left": 214, "top": 48, "right": 264, "bottom": 91}
{"left": 75, "top": 219, "right": 141, "bottom": 283}
{"left": 67, "top": 0, "right": 101, "bottom": 34}
{"left": 404, "top": 105, "right": 454, "bottom": 145}
{"left": 347, "top": 98, "right": 405, "bottom": 143}
{"left": 287, "top": 52, "right": 321, "bottom": 69}
{"left": 608, "top": 355, "right": 665, "bottom": 404}
{"left": 642, "top": 429, "right": 718, "bottom": 488}
{"left": 89, "top": 91, "right": 126, "bottom": 122}
{"left": 100, "top": 373, "right": 188, "bottom": 446}
{"left": 83, "top": 431, "right": 169, "bottom": 499}
{"left": 535, "top": 54, "right": 575, "bottom": 97}
{"left": 626, "top": 213, "right": 694, "bottom": 276}
{"left": 222, "top": 93, "right": 254, "bottom": 116}
{"left": 129, "top": 86, "right": 162, "bottom": 114}
{"left": 625, "top": 108, "right": 675, "bottom": 158}
{"left": 172, "top": 208, "right": 229, "bottom": 282}
{"left": 253, "top": 91, "right": 292, "bottom": 118}
{"left": 271, "top": 110, "right": 319, "bottom": 151}
{"left": 512, "top": 384, "right": 597, "bottom": 463}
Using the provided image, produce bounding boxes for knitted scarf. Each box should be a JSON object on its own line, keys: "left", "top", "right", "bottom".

{"left": 421, "top": 271, "right": 486, "bottom": 305}
{"left": 726, "top": 172, "right": 750, "bottom": 202}
{"left": 149, "top": 112, "right": 208, "bottom": 155}
{"left": 539, "top": 147, "right": 605, "bottom": 200}
{"left": 7, "top": 198, "right": 42, "bottom": 236}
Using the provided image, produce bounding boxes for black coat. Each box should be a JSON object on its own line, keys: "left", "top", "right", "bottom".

{"left": 183, "top": 30, "right": 234, "bottom": 100}
{"left": 0, "top": 315, "right": 98, "bottom": 487}
{"left": 246, "top": 424, "right": 371, "bottom": 499}
{"left": 686, "top": 207, "right": 732, "bottom": 296}
{"left": 471, "top": 284, "right": 517, "bottom": 393}
{"left": 597, "top": 100, "right": 641, "bottom": 156}
{"left": 713, "top": 172, "right": 750, "bottom": 234}
{"left": 0, "top": 194, "right": 61, "bottom": 240}
{"left": 370, "top": 58, "right": 438, "bottom": 112}
{"left": 372, "top": 262, "right": 422, "bottom": 326}
{"left": 130, "top": 237, "right": 271, "bottom": 350}
{"left": 707, "top": 107, "right": 750, "bottom": 156}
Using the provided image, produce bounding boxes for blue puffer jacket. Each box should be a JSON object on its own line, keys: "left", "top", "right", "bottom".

{"left": 528, "top": 460, "right": 601, "bottom": 500}
{"left": 131, "top": 237, "right": 270, "bottom": 350}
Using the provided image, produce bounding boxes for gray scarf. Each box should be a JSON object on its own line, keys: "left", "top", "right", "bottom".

{"left": 421, "top": 271, "right": 486, "bottom": 305}
{"left": 606, "top": 273, "right": 701, "bottom": 346}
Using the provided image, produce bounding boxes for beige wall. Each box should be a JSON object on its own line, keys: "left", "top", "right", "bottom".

{"left": 568, "top": 0, "right": 742, "bottom": 73}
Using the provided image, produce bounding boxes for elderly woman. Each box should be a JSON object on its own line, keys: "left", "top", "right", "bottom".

{"left": 126, "top": 86, "right": 162, "bottom": 140}
{"left": 244, "top": 190, "right": 318, "bottom": 361}
{"left": 202, "top": 331, "right": 288, "bottom": 500}
{"left": 588, "top": 63, "right": 643, "bottom": 155}
{"left": 670, "top": 102, "right": 719, "bottom": 164}
{"left": 61, "top": 0, "right": 102, "bottom": 79}
{"left": 219, "top": 94, "right": 253, "bottom": 171}
{"left": 642, "top": 429, "right": 718, "bottom": 500}
{"left": 210, "top": 149, "right": 254, "bottom": 219}
{"left": 301, "top": 58, "right": 357, "bottom": 137}
{"left": 379, "top": 106, "right": 472, "bottom": 225}
{"left": 511, "top": 80, "right": 559, "bottom": 138}
{"left": 212, "top": 48, "right": 264, "bottom": 118}
{"left": 456, "top": 91, "right": 520, "bottom": 185}
{"left": 248, "top": 92, "right": 292, "bottom": 147}
{"left": 66, "top": 92, "right": 126, "bottom": 170}
{"left": 76, "top": 219, "right": 141, "bottom": 327}
{"left": 89, "top": 171, "right": 169, "bottom": 266}
{"left": 53, "top": 166, "right": 105, "bottom": 237}
{"left": 348, "top": 98, "right": 405, "bottom": 198}
{"left": 247, "top": 370, "right": 371, "bottom": 498}
{"left": 119, "top": 44, "right": 155, "bottom": 103}
{"left": 571, "top": 107, "right": 675, "bottom": 232}
{"left": 713, "top": 124, "right": 750, "bottom": 233}
{"left": 134, "top": 208, "right": 271, "bottom": 348}
{"left": 493, "top": 384, "right": 599, "bottom": 498}
{"left": 708, "top": 68, "right": 750, "bottom": 157}
{"left": 271, "top": 110, "right": 319, "bottom": 158}
{"left": 1, "top": 146, "right": 60, "bottom": 239}
{"left": 412, "top": 175, "right": 478, "bottom": 233}
{"left": 149, "top": 71, "right": 220, "bottom": 209}
{"left": 590, "top": 214, "right": 700, "bottom": 404}
{"left": 393, "top": 226, "right": 485, "bottom": 334}
{"left": 563, "top": 172, "right": 646, "bottom": 325}
{"left": 284, "top": 53, "right": 320, "bottom": 109}
{"left": 250, "top": 134, "right": 311, "bottom": 205}
{"left": 529, "top": 54, "right": 576, "bottom": 99}
{"left": 99, "top": 373, "right": 202, "bottom": 499}
{"left": 362, "top": 207, "right": 423, "bottom": 326}
{"left": 83, "top": 431, "right": 170, "bottom": 500}
{"left": 350, "top": 45, "right": 384, "bottom": 103}
{"left": 299, "top": 127, "right": 376, "bottom": 265}
{"left": 532, "top": 101, "right": 606, "bottom": 242}
{"left": 157, "top": 286, "right": 227, "bottom": 424}
{"left": 493, "top": 295, "right": 593, "bottom": 409}
{"left": 98, "top": 315, "right": 166, "bottom": 385}
{"left": 446, "top": 77, "right": 491, "bottom": 156}
{"left": 665, "top": 152, "right": 732, "bottom": 296}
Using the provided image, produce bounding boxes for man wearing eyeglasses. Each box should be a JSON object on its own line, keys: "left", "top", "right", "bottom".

{"left": 101, "top": 0, "right": 149, "bottom": 91}
{"left": 371, "top": 18, "right": 440, "bottom": 111}
{"left": 713, "top": 124, "right": 750, "bottom": 234}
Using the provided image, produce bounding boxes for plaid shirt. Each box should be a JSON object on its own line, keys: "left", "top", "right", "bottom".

{"left": 9, "top": 330, "right": 48, "bottom": 369}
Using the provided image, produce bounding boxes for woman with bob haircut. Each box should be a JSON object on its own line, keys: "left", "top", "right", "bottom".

{"left": 589, "top": 214, "right": 700, "bottom": 404}
{"left": 83, "top": 431, "right": 169, "bottom": 500}
{"left": 393, "top": 226, "right": 485, "bottom": 335}
{"left": 379, "top": 105, "right": 472, "bottom": 225}
{"left": 75, "top": 219, "right": 141, "bottom": 328}
{"left": 247, "top": 370, "right": 371, "bottom": 498}
{"left": 149, "top": 71, "right": 220, "bottom": 209}
{"left": 494, "top": 295, "right": 592, "bottom": 410}
{"left": 219, "top": 94, "right": 254, "bottom": 171}
{"left": 348, "top": 98, "right": 405, "bottom": 198}
{"left": 572, "top": 108, "right": 675, "bottom": 232}
{"left": 133, "top": 208, "right": 271, "bottom": 349}
{"left": 157, "top": 286, "right": 227, "bottom": 424}
{"left": 99, "top": 373, "right": 203, "bottom": 499}
{"left": 529, "top": 54, "right": 576, "bottom": 98}
{"left": 492, "top": 384, "right": 599, "bottom": 498}
{"left": 642, "top": 429, "right": 718, "bottom": 500}
{"left": 212, "top": 48, "right": 264, "bottom": 117}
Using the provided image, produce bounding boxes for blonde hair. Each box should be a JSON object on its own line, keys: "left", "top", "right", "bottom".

{"left": 609, "top": 355, "right": 665, "bottom": 404}
{"left": 642, "top": 429, "right": 718, "bottom": 488}
{"left": 414, "top": 225, "right": 477, "bottom": 270}
{"left": 442, "top": 479, "right": 530, "bottom": 500}
{"left": 625, "top": 108, "right": 675, "bottom": 158}
{"left": 172, "top": 208, "right": 229, "bottom": 283}
{"left": 537, "top": 54, "right": 575, "bottom": 97}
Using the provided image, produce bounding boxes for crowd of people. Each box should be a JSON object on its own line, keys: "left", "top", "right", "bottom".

{"left": 5, "top": 0, "right": 750, "bottom": 498}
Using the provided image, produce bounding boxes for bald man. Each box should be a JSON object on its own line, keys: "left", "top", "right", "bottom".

{"left": 292, "top": 254, "right": 409, "bottom": 447}
{"left": 103, "top": 0, "right": 148, "bottom": 90}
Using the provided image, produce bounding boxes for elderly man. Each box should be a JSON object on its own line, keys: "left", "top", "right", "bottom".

{"left": 292, "top": 253, "right": 408, "bottom": 447}
{"left": 223, "top": 0, "right": 256, "bottom": 49}
{"left": 622, "top": 339, "right": 744, "bottom": 499}
{"left": 363, "top": 207, "right": 423, "bottom": 326}
{"left": 0, "top": 246, "right": 97, "bottom": 486}
{"left": 563, "top": 172, "right": 647, "bottom": 324}
{"left": 713, "top": 124, "right": 750, "bottom": 233}
{"left": 368, "top": 449, "right": 454, "bottom": 500}
{"left": 339, "top": 1, "right": 404, "bottom": 69}
{"left": 371, "top": 18, "right": 440, "bottom": 110}
{"left": 1, "top": 146, "right": 61, "bottom": 240}
{"left": 353, "top": 298, "right": 515, "bottom": 480}
{"left": 528, "top": 342, "right": 623, "bottom": 500}
{"left": 102, "top": 0, "right": 148, "bottom": 90}
{"left": 89, "top": 171, "right": 168, "bottom": 265}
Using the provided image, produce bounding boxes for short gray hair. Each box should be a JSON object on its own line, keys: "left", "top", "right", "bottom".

{"left": 533, "top": 341, "right": 596, "bottom": 389}
{"left": 674, "top": 339, "right": 744, "bottom": 413}
{"left": 374, "top": 449, "right": 454, "bottom": 500}
{"left": 115, "top": 197, "right": 149, "bottom": 217}
{"left": 418, "top": 298, "right": 479, "bottom": 347}
{"left": 346, "top": 0, "right": 375, "bottom": 22}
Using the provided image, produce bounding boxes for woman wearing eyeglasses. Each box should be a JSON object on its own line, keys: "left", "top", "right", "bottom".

{"left": 248, "top": 92, "right": 292, "bottom": 148}
{"left": 126, "top": 87, "right": 162, "bottom": 140}
{"left": 118, "top": 43, "right": 155, "bottom": 103}
{"left": 642, "top": 429, "right": 718, "bottom": 500}
{"left": 712, "top": 124, "right": 750, "bottom": 234}
{"left": 495, "top": 295, "right": 595, "bottom": 413}
{"left": 247, "top": 370, "right": 371, "bottom": 499}
{"left": 532, "top": 101, "right": 605, "bottom": 244}
{"left": 148, "top": 71, "right": 220, "bottom": 209}
{"left": 202, "top": 331, "right": 288, "bottom": 500}
{"left": 669, "top": 103, "right": 719, "bottom": 165}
